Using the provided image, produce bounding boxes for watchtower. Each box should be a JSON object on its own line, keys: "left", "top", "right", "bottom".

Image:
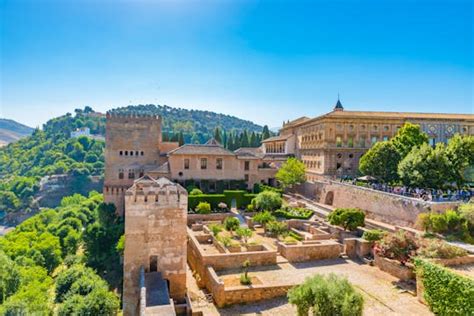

{"left": 103, "top": 112, "right": 162, "bottom": 215}
{"left": 122, "top": 176, "right": 188, "bottom": 315}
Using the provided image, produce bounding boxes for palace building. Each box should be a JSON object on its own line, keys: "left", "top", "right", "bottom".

{"left": 263, "top": 99, "right": 474, "bottom": 181}
{"left": 103, "top": 112, "right": 278, "bottom": 215}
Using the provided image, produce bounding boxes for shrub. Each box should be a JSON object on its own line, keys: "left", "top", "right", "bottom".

{"left": 328, "top": 208, "right": 365, "bottom": 231}
{"left": 414, "top": 258, "right": 474, "bottom": 315}
{"left": 224, "top": 217, "right": 240, "bottom": 233}
{"left": 266, "top": 220, "right": 288, "bottom": 237}
{"left": 375, "top": 230, "right": 418, "bottom": 264}
{"left": 416, "top": 210, "right": 470, "bottom": 242}
{"left": 189, "top": 188, "right": 203, "bottom": 195}
{"left": 246, "top": 204, "right": 254, "bottom": 212}
{"left": 418, "top": 239, "right": 467, "bottom": 259}
{"left": 362, "top": 229, "right": 385, "bottom": 242}
{"left": 208, "top": 224, "right": 223, "bottom": 237}
{"left": 253, "top": 211, "right": 276, "bottom": 234}
{"left": 252, "top": 191, "right": 282, "bottom": 211}
{"left": 240, "top": 259, "right": 252, "bottom": 285}
{"left": 188, "top": 194, "right": 226, "bottom": 211}
{"left": 288, "top": 231, "right": 303, "bottom": 241}
{"left": 274, "top": 207, "right": 313, "bottom": 220}
{"left": 217, "top": 236, "right": 232, "bottom": 247}
{"left": 283, "top": 236, "right": 298, "bottom": 244}
{"left": 236, "top": 227, "right": 253, "bottom": 244}
{"left": 288, "top": 273, "right": 364, "bottom": 316}
{"left": 195, "top": 202, "right": 211, "bottom": 214}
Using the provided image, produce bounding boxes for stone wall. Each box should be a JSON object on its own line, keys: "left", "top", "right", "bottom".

{"left": 433, "top": 255, "right": 474, "bottom": 267}
{"left": 187, "top": 213, "right": 234, "bottom": 225}
{"left": 277, "top": 240, "right": 342, "bottom": 262}
{"left": 299, "top": 181, "right": 461, "bottom": 227}
{"left": 206, "top": 266, "right": 293, "bottom": 308}
{"left": 343, "top": 238, "right": 372, "bottom": 260}
{"left": 374, "top": 254, "right": 415, "bottom": 281}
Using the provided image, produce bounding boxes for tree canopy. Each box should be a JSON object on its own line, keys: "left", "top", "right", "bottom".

{"left": 276, "top": 158, "right": 306, "bottom": 189}
{"left": 359, "top": 141, "right": 401, "bottom": 183}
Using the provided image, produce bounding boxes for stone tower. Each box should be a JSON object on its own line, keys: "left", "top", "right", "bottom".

{"left": 103, "top": 112, "right": 162, "bottom": 215}
{"left": 123, "top": 176, "right": 188, "bottom": 316}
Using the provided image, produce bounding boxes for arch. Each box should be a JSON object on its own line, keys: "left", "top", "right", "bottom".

{"left": 325, "top": 191, "right": 334, "bottom": 205}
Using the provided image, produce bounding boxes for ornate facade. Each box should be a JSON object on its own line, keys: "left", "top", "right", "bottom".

{"left": 268, "top": 100, "right": 474, "bottom": 180}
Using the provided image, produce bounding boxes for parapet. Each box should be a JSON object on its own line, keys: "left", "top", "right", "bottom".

{"left": 106, "top": 111, "right": 160, "bottom": 121}
{"left": 125, "top": 175, "right": 187, "bottom": 208}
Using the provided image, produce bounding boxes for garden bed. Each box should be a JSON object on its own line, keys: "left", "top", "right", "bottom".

{"left": 221, "top": 275, "right": 263, "bottom": 287}
{"left": 374, "top": 254, "right": 415, "bottom": 281}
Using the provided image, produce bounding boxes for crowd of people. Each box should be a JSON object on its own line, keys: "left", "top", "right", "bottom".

{"left": 340, "top": 178, "right": 473, "bottom": 202}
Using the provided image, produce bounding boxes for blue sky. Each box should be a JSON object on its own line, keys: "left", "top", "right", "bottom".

{"left": 1, "top": 0, "right": 473, "bottom": 128}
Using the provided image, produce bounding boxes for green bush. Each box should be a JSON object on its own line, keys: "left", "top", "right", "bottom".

{"left": 188, "top": 194, "right": 226, "bottom": 211}
{"left": 224, "top": 217, "right": 240, "bottom": 233}
{"left": 288, "top": 273, "right": 364, "bottom": 316}
{"left": 236, "top": 227, "right": 253, "bottom": 244}
{"left": 208, "top": 224, "right": 223, "bottom": 236}
{"left": 418, "top": 239, "right": 467, "bottom": 259}
{"left": 246, "top": 204, "right": 254, "bottom": 212}
{"left": 252, "top": 191, "right": 282, "bottom": 211}
{"left": 417, "top": 210, "right": 470, "bottom": 242}
{"left": 266, "top": 220, "right": 288, "bottom": 237}
{"left": 362, "top": 229, "right": 385, "bottom": 242}
{"left": 253, "top": 183, "right": 283, "bottom": 195}
{"left": 414, "top": 258, "right": 474, "bottom": 315}
{"left": 189, "top": 188, "right": 203, "bottom": 195}
{"left": 328, "top": 208, "right": 365, "bottom": 231}
{"left": 195, "top": 202, "right": 211, "bottom": 214}
{"left": 253, "top": 211, "right": 276, "bottom": 234}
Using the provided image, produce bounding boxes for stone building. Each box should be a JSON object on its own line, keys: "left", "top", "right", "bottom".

{"left": 104, "top": 112, "right": 277, "bottom": 214}
{"left": 268, "top": 99, "right": 474, "bottom": 180}
{"left": 123, "top": 176, "right": 187, "bottom": 315}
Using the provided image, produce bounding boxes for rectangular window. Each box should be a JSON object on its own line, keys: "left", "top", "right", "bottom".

{"left": 184, "top": 159, "right": 190, "bottom": 170}
{"left": 216, "top": 158, "right": 223, "bottom": 170}
{"left": 244, "top": 174, "right": 249, "bottom": 181}
{"left": 244, "top": 161, "right": 250, "bottom": 171}
{"left": 336, "top": 136, "right": 342, "bottom": 147}
{"left": 347, "top": 136, "right": 354, "bottom": 148}
{"left": 200, "top": 158, "right": 207, "bottom": 169}
{"left": 383, "top": 136, "right": 389, "bottom": 142}
{"left": 128, "top": 170, "right": 135, "bottom": 179}
{"left": 371, "top": 136, "right": 378, "bottom": 145}
{"left": 359, "top": 136, "right": 366, "bottom": 147}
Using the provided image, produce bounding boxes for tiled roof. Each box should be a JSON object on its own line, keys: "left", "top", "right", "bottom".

{"left": 149, "top": 162, "right": 170, "bottom": 173}
{"left": 168, "top": 144, "right": 235, "bottom": 156}
{"left": 234, "top": 147, "right": 264, "bottom": 158}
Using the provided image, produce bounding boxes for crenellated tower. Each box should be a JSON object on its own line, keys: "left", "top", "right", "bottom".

{"left": 122, "top": 176, "right": 188, "bottom": 316}
{"left": 103, "top": 112, "right": 162, "bottom": 215}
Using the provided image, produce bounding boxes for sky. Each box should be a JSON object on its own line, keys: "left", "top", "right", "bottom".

{"left": 1, "top": 0, "right": 473, "bottom": 128}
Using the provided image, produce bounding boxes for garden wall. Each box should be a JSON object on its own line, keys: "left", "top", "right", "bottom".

{"left": 187, "top": 213, "right": 234, "bottom": 225}
{"left": 374, "top": 254, "right": 415, "bottom": 281}
{"left": 277, "top": 240, "right": 342, "bottom": 262}
{"left": 205, "top": 266, "right": 293, "bottom": 308}
{"left": 298, "top": 181, "right": 461, "bottom": 227}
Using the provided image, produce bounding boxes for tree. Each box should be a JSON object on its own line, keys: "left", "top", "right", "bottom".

{"left": 195, "top": 202, "right": 211, "bottom": 214}
{"left": 327, "top": 208, "right": 365, "bottom": 231}
{"left": 252, "top": 191, "right": 282, "bottom": 211}
{"left": 262, "top": 125, "right": 271, "bottom": 140}
{"left": 288, "top": 273, "right": 364, "bottom": 316}
{"left": 178, "top": 131, "right": 185, "bottom": 146}
{"left": 214, "top": 127, "right": 222, "bottom": 143}
{"left": 398, "top": 143, "right": 450, "bottom": 189}
{"left": 391, "top": 122, "right": 428, "bottom": 158}
{"left": 252, "top": 211, "right": 276, "bottom": 234}
{"left": 0, "top": 252, "right": 20, "bottom": 304}
{"left": 359, "top": 141, "right": 401, "bottom": 183}
{"left": 276, "top": 158, "right": 306, "bottom": 189}
{"left": 445, "top": 134, "right": 474, "bottom": 187}
{"left": 236, "top": 227, "right": 253, "bottom": 244}
{"left": 224, "top": 217, "right": 240, "bottom": 234}
{"left": 240, "top": 259, "right": 252, "bottom": 285}
{"left": 0, "top": 191, "right": 21, "bottom": 213}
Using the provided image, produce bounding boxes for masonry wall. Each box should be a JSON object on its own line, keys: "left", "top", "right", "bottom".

{"left": 299, "top": 181, "right": 461, "bottom": 227}
{"left": 123, "top": 187, "right": 187, "bottom": 316}
{"left": 277, "top": 241, "right": 342, "bottom": 262}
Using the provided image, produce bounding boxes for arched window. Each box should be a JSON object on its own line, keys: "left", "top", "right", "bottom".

{"left": 125, "top": 151, "right": 128, "bottom": 156}
{"left": 118, "top": 169, "right": 124, "bottom": 179}
{"left": 128, "top": 170, "right": 135, "bottom": 179}
{"left": 119, "top": 151, "right": 123, "bottom": 156}
{"left": 136, "top": 151, "right": 139, "bottom": 156}
{"left": 130, "top": 151, "right": 134, "bottom": 156}
{"left": 141, "top": 151, "right": 144, "bottom": 156}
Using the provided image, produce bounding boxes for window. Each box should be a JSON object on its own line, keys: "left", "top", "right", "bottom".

{"left": 384, "top": 126, "right": 389, "bottom": 131}
{"left": 336, "top": 136, "right": 342, "bottom": 147}
{"left": 244, "top": 174, "right": 249, "bottom": 181}
{"left": 135, "top": 151, "right": 139, "bottom": 156}
{"left": 130, "top": 151, "right": 133, "bottom": 156}
{"left": 200, "top": 158, "right": 207, "bottom": 169}
{"left": 337, "top": 153, "right": 342, "bottom": 159}
{"left": 347, "top": 136, "right": 354, "bottom": 148}
{"left": 429, "top": 138, "right": 436, "bottom": 147}
{"left": 140, "top": 151, "right": 144, "bottom": 156}
{"left": 216, "top": 158, "right": 223, "bottom": 170}
{"left": 184, "top": 159, "right": 190, "bottom": 170}
{"left": 244, "top": 161, "right": 250, "bottom": 171}
{"left": 349, "top": 153, "right": 354, "bottom": 158}
{"left": 118, "top": 169, "right": 124, "bottom": 179}
{"left": 119, "top": 151, "right": 123, "bottom": 156}
{"left": 139, "top": 169, "right": 144, "bottom": 178}
{"left": 359, "top": 136, "right": 366, "bottom": 147}
{"left": 128, "top": 170, "right": 135, "bottom": 179}
{"left": 336, "top": 163, "right": 342, "bottom": 169}
{"left": 371, "top": 136, "right": 378, "bottom": 145}
{"left": 383, "top": 136, "right": 389, "bottom": 142}
{"left": 125, "top": 151, "right": 128, "bottom": 156}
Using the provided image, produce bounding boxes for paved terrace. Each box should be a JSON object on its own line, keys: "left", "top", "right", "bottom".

{"left": 188, "top": 258, "right": 432, "bottom": 316}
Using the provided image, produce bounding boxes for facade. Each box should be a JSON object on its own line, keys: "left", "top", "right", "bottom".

{"left": 70, "top": 127, "right": 105, "bottom": 141}
{"left": 103, "top": 112, "right": 277, "bottom": 215}
{"left": 123, "top": 176, "right": 187, "bottom": 315}
{"left": 269, "top": 100, "right": 474, "bottom": 180}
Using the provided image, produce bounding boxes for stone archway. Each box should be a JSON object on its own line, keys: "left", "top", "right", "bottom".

{"left": 325, "top": 191, "right": 334, "bottom": 205}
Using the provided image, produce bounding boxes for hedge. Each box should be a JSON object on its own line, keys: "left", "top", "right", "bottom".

{"left": 274, "top": 208, "right": 313, "bottom": 220}
{"left": 188, "top": 194, "right": 226, "bottom": 210}
{"left": 414, "top": 258, "right": 474, "bottom": 315}
{"left": 253, "top": 183, "right": 283, "bottom": 195}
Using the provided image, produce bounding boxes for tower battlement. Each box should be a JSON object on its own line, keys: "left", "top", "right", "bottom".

{"left": 106, "top": 111, "right": 160, "bottom": 121}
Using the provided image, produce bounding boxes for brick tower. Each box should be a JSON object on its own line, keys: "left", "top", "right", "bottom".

{"left": 122, "top": 176, "right": 188, "bottom": 315}
{"left": 103, "top": 112, "right": 162, "bottom": 215}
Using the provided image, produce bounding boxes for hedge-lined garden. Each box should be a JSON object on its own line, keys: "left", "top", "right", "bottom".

{"left": 188, "top": 190, "right": 257, "bottom": 212}
{"left": 414, "top": 258, "right": 474, "bottom": 315}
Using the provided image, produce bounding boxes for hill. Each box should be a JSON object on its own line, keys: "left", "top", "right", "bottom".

{"left": 0, "top": 118, "right": 34, "bottom": 146}
{"left": 110, "top": 104, "right": 269, "bottom": 145}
